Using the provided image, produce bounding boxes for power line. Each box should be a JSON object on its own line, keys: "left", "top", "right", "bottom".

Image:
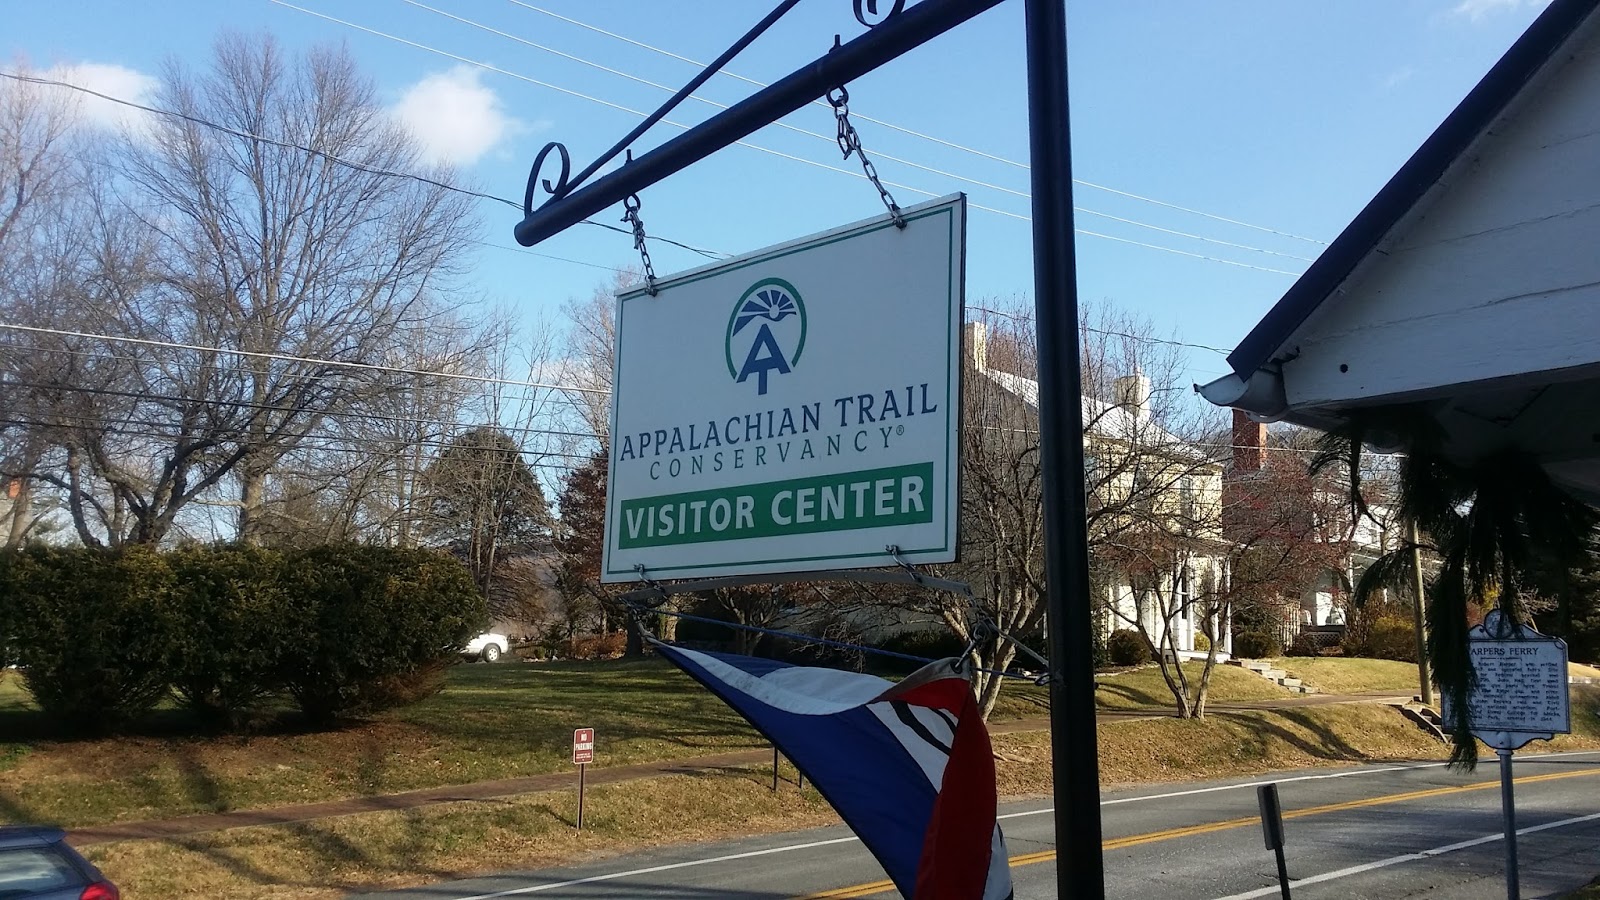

{"left": 499, "top": 0, "right": 1329, "bottom": 248}
{"left": 966, "top": 304, "right": 1235, "bottom": 355}
{"left": 402, "top": 0, "right": 1313, "bottom": 265}
{"left": 0, "top": 321, "right": 609, "bottom": 395}
{"left": 0, "top": 413, "right": 596, "bottom": 463}
{"left": 0, "top": 69, "right": 724, "bottom": 263}
{"left": 0, "top": 375, "right": 595, "bottom": 442}
{"left": 11, "top": 60, "right": 1301, "bottom": 277}
{"left": 269, "top": 2, "right": 1304, "bottom": 277}
{"left": 0, "top": 338, "right": 605, "bottom": 420}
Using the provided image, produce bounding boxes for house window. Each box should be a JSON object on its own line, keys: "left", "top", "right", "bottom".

{"left": 1180, "top": 476, "right": 1193, "bottom": 515}
{"left": 1176, "top": 567, "right": 1192, "bottom": 619}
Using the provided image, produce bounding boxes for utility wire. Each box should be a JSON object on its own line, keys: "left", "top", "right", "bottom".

{"left": 0, "top": 415, "right": 591, "bottom": 467}
{"left": 0, "top": 338, "right": 604, "bottom": 418}
{"left": 0, "top": 70, "right": 723, "bottom": 262}
{"left": 402, "top": 0, "right": 1313, "bottom": 264}
{"left": 500, "top": 0, "right": 1329, "bottom": 247}
{"left": 966, "top": 304, "right": 1235, "bottom": 356}
{"left": 266, "top": 2, "right": 1304, "bottom": 277}
{"left": 0, "top": 375, "right": 595, "bottom": 442}
{"left": 10, "top": 61, "right": 1300, "bottom": 276}
{"left": 0, "top": 321, "right": 608, "bottom": 395}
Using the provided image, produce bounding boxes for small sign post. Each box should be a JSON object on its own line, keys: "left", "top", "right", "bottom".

{"left": 1257, "top": 783, "right": 1290, "bottom": 899}
{"left": 572, "top": 728, "right": 595, "bottom": 829}
{"left": 1441, "top": 611, "right": 1571, "bottom": 900}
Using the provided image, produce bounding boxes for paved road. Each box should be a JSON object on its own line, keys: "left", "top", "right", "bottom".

{"left": 357, "top": 750, "right": 1600, "bottom": 899}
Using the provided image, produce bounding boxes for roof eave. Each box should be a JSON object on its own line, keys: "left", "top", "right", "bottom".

{"left": 1224, "top": 0, "right": 1600, "bottom": 376}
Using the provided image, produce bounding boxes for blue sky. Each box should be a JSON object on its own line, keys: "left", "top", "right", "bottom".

{"left": 6, "top": 0, "right": 1555, "bottom": 387}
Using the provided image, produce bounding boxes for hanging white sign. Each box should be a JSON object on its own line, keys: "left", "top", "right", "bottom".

{"left": 600, "top": 195, "right": 966, "bottom": 583}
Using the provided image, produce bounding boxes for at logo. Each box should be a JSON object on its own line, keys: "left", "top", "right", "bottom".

{"left": 725, "top": 278, "right": 807, "bottom": 395}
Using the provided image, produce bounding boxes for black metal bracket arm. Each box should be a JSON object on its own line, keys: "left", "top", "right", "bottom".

{"left": 513, "top": 0, "right": 1007, "bottom": 248}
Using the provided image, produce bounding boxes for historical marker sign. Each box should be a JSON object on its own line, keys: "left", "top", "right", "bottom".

{"left": 601, "top": 195, "right": 967, "bottom": 582}
{"left": 1442, "top": 611, "right": 1570, "bottom": 750}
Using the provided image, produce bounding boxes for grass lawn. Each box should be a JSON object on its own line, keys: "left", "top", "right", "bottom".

{"left": 1270, "top": 657, "right": 1600, "bottom": 695}
{"left": 0, "top": 656, "right": 1302, "bottom": 829}
{"left": 84, "top": 694, "right": 1600, "bottom": 900}
{"left": 1267, "top": 657, "right": 1422, "bottom": 694}
{"left": 1092, "top": 661, "right": 1293, "bottom": 709}
{"left": 0, "top": 659, "right": 773, "bottom": 828}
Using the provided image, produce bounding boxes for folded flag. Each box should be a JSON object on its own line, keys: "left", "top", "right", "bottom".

{"left": 652, "top": 641, "right": 1012, "bottom": 900}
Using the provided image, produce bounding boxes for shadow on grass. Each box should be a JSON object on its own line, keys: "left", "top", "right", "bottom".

{"left": 149, "top": 808, "right": 467, "bottom": 894}
{"left": 1210, "top": 709, "right": 1371, "bottom": 762}
{"left": 1094, "top": 680, "right": 1170, "bottom": 708}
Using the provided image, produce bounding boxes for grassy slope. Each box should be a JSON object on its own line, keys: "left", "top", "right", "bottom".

{"left": 1271, "top": 658, "right": 1600, "bottom": 695}
{"left": 1092, "top": 662, "right": 1292, "bottom": 709}
{"left": 88, "top": 694, "right": 1600, "bottom": 900}
{"left": 3, "top": 659, "right": 1586, "bottom": 831}
{"left": 0, "top": 658, "right": 1291, "bottom": 827}
{"left": 1267, "top": 657, "right": 1421, "bottom": 694}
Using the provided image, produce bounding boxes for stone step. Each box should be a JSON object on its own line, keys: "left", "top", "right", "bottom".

{"left": 1399, "top": 703, "right": 1447, "bottom": 742}
{"left": 1261, "top": 669, "right": 1287, "bottom": 680}
{"left": 1276, "top": 677, "right": 1302, "bottom": 688}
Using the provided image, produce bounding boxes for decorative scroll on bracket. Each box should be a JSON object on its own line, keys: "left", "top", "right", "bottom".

{"left": 853, "top": 0, "right": 906, "bottom": 28}
{"left": 523, "top": 141, "right": 572, "bottom": 216}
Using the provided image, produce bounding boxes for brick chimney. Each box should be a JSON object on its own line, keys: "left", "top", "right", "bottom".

{"left": 1232, "top": 408, "right": 1267, "bottom": 472}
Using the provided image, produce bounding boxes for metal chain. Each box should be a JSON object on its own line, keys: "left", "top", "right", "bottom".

{"left": 621, "top": 193, "right": 659, "bottom": 295}
{"left": 827, "top": 85, "right": 906, "bottom": 228}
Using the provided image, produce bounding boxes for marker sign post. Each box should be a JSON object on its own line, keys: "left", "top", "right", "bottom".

{"left": 1442, "top": 611, "right": 1570, "bottom": 900}
{"left": 572, "top": 728, "right": 595, "bottom": 829}
{"left": 601, "top": 195, "right": 966, "bottom": 583}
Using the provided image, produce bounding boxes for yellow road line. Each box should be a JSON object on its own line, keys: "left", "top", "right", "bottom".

{"left": 795, "top": 767, "right": 1600, "bottom": 899}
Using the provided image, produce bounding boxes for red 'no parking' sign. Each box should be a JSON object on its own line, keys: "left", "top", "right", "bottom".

{"left": 572, "top": 728, "right": 595, "bottom": 765}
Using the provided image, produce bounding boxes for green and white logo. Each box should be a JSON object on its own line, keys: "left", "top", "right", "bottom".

{"left": 725, "top": 277, "right": 806, "bottom": 395}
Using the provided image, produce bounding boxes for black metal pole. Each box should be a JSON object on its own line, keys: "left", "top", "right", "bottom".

{"left": 1498, "top": 748, "right": 1518, "bottom": 900}
{"left": 577, "top": 763, "right": 586, "bottom": 830}
{"left": 1274, "top": 845, "right": 1291, "bottom": 900}
{"left": 514, "top": 0, "right": 1007, "bottom": 246}
{"left": 1024, "top": 0, "right": 1105, "bottom": 896}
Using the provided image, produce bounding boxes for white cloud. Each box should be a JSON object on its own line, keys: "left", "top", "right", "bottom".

{"left": 1451, "top": 0, "right": 1551, "bottom": 22}
{"left": 44, "top": 62, "right": 158, "bottom": 135}
{"left": 392, "top": 66, "right": 521, "bottom": 167}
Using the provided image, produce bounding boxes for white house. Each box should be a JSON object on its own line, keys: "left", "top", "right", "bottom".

{"left": 970, "top": 323, "right": 1231, "bottom": 657}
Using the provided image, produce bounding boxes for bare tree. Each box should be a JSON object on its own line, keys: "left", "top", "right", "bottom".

{"left": 32, "top": 34, "right": 477, "bottom": 546}
{"left": 896, "top": 301, "right": 1232, "bottom": 719}
{"left": 558, "top": 270, "right": 636, "bottom": 442}
{"left": 0, "top": 64, "right": 91, "bottom": 546}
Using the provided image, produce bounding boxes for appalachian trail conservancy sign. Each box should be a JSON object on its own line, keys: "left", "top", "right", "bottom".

{"left": 1442, "top": 610, "right": 1571, "bottom": 751}
{"left": 600, "top": 194, "right": 966, "bottom": 583}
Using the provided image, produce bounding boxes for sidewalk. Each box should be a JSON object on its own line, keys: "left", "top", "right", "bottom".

{"left": 65, "top": 692, "right": 1412, "bottom": 847}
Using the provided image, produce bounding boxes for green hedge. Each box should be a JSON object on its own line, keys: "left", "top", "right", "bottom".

{"left": 0, "top": 544, "right": 484, "bottom": 732}
{"left": 1233, "top": 631, "right": 1283, "bottom": 659}
{"left": 280, "top": 546, "right": 483, "bottom": 724}
{"left": 1107, "top": 629, "right": 1151, "bottom": 666}
{"left": 168, "top": 545, "right": 302, "bottom": 728}
{"left": 3, "top": 546, "right": 180, "bottom": 732}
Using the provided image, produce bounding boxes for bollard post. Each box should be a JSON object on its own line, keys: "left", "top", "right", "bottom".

{"left": 1257, "top": 783, "right": 1290, "bottom": 899}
